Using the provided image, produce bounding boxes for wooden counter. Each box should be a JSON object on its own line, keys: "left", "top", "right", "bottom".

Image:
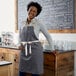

{"left": 0, "top": 47, "right": 20, "bottom": 76}
{"left": 0, "top": 47, "right": 74, "bottom": 76}
{"left": 43, "top": 51, "right": 74, "bottom": 76}
{"left": 0, "top": 61, "right": 12, "bottom": 76}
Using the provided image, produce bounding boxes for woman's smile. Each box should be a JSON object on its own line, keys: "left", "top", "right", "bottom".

{"left": 28, "top": 6, "right": 37, "bottom": 20}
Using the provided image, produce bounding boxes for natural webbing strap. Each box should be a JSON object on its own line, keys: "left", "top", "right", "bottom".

{"left": 21, "top": 40, "right": 39, "bottom": 56}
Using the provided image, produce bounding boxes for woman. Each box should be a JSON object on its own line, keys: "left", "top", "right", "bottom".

{"left": 19, "top": 1, "right": 53, "bottom": 76}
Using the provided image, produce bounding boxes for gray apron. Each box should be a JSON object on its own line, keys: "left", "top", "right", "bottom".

{"left": 19, "top": 26, "right": 43, "bottom": 74}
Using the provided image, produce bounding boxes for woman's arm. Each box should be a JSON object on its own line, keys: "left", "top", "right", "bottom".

{"left": 39, "top": 22, "right": 54, "bottom": 51}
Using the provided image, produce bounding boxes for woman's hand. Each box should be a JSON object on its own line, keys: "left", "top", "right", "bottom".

{"left": 18, "top": 43, "right": 25, "bottom": 50}
{"left": 52, "top": 50, "right": 59, "bottom": 55}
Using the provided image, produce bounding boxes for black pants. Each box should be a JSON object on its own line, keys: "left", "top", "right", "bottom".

{"left": 19, "top": 71, "right": 40, "bottom": 76}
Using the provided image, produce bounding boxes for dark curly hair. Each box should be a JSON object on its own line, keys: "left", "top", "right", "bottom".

{"left": 27, "top": 1, "right": 42, "bottom": 16}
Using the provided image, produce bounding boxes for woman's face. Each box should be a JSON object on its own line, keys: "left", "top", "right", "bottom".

{"left": 28, "top": 6, "right": 37, "bottom": 20}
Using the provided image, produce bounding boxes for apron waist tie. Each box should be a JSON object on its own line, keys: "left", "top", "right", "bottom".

{"left": 21, "top": 40, "right": 39, "bottom": 45}
{"left": 21, "top": 40, "right": 39, "bottom": 56}
{"left": 25, "top": 43, "right": 32, "bottom": 56}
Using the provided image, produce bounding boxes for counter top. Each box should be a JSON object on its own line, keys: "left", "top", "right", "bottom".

{"left": 0, "top": 45, "right": 19, "bottom": 50}
{"left": 0, "top": 45, "right": 75, "bottom": 53}
{"left": 44, "top": 49, "right": 75, "bottom": 53}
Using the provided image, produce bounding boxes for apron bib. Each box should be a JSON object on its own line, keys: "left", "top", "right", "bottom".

{"left": 19, "top": 26, "right": 43, "bottom": 74}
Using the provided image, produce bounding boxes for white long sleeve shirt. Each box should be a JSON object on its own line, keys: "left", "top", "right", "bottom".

{"left": 19, "top": 18, "right": 53, "bottom": 51}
